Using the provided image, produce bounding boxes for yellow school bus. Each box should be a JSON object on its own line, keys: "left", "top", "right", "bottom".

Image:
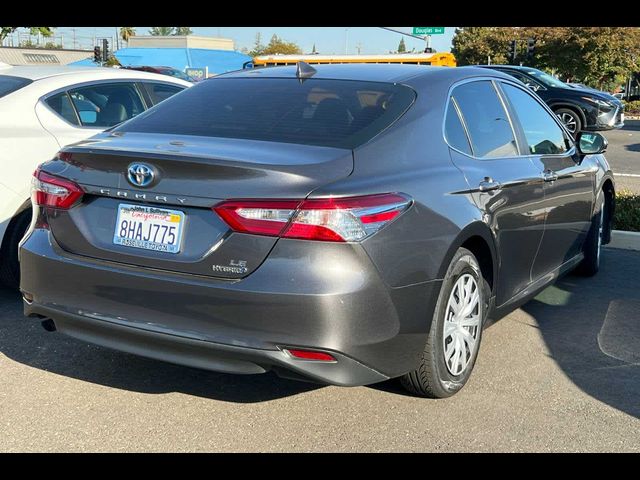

{"left": 249, "top": 52, "right": 457, "bottom": 68}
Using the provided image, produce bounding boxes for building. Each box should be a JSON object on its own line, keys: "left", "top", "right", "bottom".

{"left": 70, "top": 35, "right": 251, "bottom": 77}
{"left": 0, "top": 46, "right": 91, "bottom": 66}
{"left": 126, "top": 35, "right": 235, "bottom": 51}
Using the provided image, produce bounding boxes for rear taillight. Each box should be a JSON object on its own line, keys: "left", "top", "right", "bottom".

{"left": 31, "top": 168, "right": 84, "bottom": 210}
{"left": 214, "top": 193, "right": 411, "bottom": 242}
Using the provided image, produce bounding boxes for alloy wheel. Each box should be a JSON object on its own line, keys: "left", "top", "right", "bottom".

{"left": 558, "top": 112, "right": 578, "bottom": 134}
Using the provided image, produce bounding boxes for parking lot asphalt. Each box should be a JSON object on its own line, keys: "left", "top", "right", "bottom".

{"left": 0, "top": 248, "right": 638, "bottom": 452}
{"left": 604, "top": 120, "right": 640, "bottom": 193}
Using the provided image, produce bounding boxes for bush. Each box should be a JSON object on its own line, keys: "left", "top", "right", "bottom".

{"left": 623, "top": 100, "right": 640, "bottom": 114}
{"left": 614, "top": 189, "right": 640, "bottom": 232}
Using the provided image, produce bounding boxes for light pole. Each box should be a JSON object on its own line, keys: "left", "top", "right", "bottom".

{"left": 344, "top": 27, "right": 351, "bottom": 54}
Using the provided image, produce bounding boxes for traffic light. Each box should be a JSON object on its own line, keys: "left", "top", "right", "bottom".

{"left": 93, "top": 46, "right": 101, "bottom": 64}
{"left": 102, "top": 39, "right": 109, "bottom": 63}
{"left": 527, "top": 38, "right": 536, "bottom": 58}
{"left": 508, "top": 40, "right": 517, "bottom": 64}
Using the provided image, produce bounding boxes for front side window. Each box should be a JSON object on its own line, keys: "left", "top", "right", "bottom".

{"left": 68, "top": 83, "right": 146, "bottom": 127}
{"left": 143, "top": 83, "right": 185, "bottom": 105}
{"left": 451, "top": 81, "right": 518, "bottom": 158}
{"left": 502, "top": 83, "right": 570, "bottom": 155}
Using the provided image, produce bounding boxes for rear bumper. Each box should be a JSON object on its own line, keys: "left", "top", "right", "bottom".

{"left": 21, "top": 229, "right": 441, "bottom": 386}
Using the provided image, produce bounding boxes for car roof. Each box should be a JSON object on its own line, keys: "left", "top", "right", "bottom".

{"left": 0, "top": 64, "right": 189, "bottom": 83}
{"left": 477, "top": 65, "right": 540, "bottom": 73}
{"left": 218, "top": 63, "right": 511, "bottom": 84}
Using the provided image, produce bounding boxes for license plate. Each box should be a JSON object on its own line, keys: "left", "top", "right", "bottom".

{"left": 113, "top": 204, "right": 185, "bottom": 254}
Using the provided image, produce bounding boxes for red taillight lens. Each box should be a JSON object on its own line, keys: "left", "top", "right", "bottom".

{"left": 214, "top": 200, "right": 300, "bottom": 237}
{"left": 31, "top": 168, "right": 84, "bottom": 209}
{"left": 285, "top": 349, "right": 336, "bottom": 362}
{"left": 213, "top": 193, "right": 411, "bottom": 242}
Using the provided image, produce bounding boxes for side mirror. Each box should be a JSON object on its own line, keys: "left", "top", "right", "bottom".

{"left": 576, "top": 131, "right": 608, "bottom": 155}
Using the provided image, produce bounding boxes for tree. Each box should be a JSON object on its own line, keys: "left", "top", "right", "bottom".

{"left": 120, "top": 27, "right": 136, "bottom": 43}
{"left": 312, "top": 43, "right": 317, "bottom": 54}
{"left": 249, "top": 32, "right": 265, "bottom": 57}
{"left": 149, "top": 27, "right": 175, "bottom": 36}
{"left": 174, "top": 27, "right": 193, "bottom": 36}
{"left": 43, "top": 42, "right": 62, "bottom": 49}
{"left": 398, "top": 38, "right": 406, "bottom": 53}
{"left": 451, "top": 27, "right": 640, "bottom": 89}
{"left": 261, "top": 34, "right": 302, "bottom": 55}
{"left": 1, "top": 26, "right": 53, "bottom": 43}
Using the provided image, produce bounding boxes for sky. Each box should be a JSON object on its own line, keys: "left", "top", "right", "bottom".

{"left": 5, "top": 27, "right": 456, "bottom": 54}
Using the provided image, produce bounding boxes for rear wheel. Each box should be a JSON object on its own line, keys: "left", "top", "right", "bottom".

{"left": 0, "top": 210, "right": 32, "bottom": 290}
{"left": 400, "top": 247, "right": 489, "bottom": 398}
{"left": 575, "top": 193, "right": 605, "bottom": 277}
{"left": 555, "top": 107, "right": 582, "bottom": 137}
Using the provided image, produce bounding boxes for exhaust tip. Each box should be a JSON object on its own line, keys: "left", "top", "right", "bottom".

{"left": 41, "top": 319, "right": 56, "bottom": 332}
{"left": 21, "top": 292, "right": 34, "bottom": 304}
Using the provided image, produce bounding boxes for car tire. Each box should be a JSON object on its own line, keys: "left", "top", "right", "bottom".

{"left": 400, "top": 247, "right": 489, "bottom": 398}
{"left": 555, "top": 107, "right": 582, "bottom": 137}
{"left": 0, "top": 210, "right": 32, "bottom": 290}
{"left": 575, "top": 193, "right": 605, "bottom": 277}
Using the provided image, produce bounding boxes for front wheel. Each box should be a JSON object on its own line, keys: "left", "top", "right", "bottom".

{"left": 575, "top": 193, "right": 605, "bottom": 276}
{"left": 555, "top": 108, "right": 582, "bottom": 138}
{"left": 400, "top": 247, "right": 489, "bottom": 398}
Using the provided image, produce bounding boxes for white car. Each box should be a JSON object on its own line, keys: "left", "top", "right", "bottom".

{"left": 0, "top": 64, "right": 192, "bottom": 288}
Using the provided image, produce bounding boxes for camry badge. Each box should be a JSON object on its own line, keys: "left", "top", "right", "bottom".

{"left": 127, "top": 163, "right": 155, "bottom": 188}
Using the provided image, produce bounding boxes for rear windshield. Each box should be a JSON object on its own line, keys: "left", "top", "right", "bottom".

{"left": 0, "top": 75, "right": 33, "bottom": 99}
{"left": 114, "top": 77, "right": 416, "bottom": 149}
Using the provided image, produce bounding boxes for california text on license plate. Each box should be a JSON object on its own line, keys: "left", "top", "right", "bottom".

{"left": 113, "top": 204, "right": 185, "bottom": 254}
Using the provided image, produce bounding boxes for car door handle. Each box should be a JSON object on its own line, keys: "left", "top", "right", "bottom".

{"left": 478, "top": 177, "right": 502, "bottom": 192}
{"left": 543, "top": 170, "right": 558, "bottom": 182}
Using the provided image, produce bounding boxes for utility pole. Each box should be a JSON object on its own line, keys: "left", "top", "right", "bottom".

{"left": 356, "top": 42, "right": 362, "bottom": 55}
{"left": 72, "top": 28, "right": 76, "bottom": 49}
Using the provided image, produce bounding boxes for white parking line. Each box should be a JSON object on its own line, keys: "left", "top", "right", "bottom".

{"left": 615, "top": 173, "right": 640, "bottom": 178}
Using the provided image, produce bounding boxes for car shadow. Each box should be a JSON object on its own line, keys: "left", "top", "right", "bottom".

{"left": 621, "top": 120, "right": 640, "bottom": 132}
{"left": 1, "top": 249, "right": 638, "bottom": 408}
{"left": 520, "top": 248, "right": 640, "bottom": 419}
{"left": 624, "top": 143, "right": 640, "bottom": 152}
{"left": 0, "top": 288, "right": 321, "bottom": 403}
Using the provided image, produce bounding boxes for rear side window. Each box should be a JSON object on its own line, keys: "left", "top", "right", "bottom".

{"left": 44, "top": 92, "right": 80, "bottom": 126}
{"left": 68, "top": 83, "right": 146, "bottom": 127}
{"left": 444, "top": 99, "right": 472, "bottom": 155}
{"left": 115, "top": 78, "right": 416, "bottom": 149}
{"left": 451, "top": 81, "right": 518, "bottom": 158}
{"left": 143, "top": 83, "right": 185, "bottom": 105}
{"left": 501, "top": 83, "right": 570, "bottom": 155}
{"left": 0, "top": 75, "right": 33, "bottom": 98}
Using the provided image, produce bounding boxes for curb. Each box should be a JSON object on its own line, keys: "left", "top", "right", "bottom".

{"left": 605, "top": 230, "right": 640, "bottom": 251}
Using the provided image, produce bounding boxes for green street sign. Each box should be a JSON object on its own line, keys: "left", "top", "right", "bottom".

{"left": 412, "top": 27, "right": 445, "bottom": 35}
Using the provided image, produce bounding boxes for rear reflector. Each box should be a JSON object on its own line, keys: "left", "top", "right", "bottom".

{"left": 214, "top": 193, "right": 411, "bottom": 242}
{"left": 31, "top": 168, "right": 83, "bottom": 210}
{"left": 285, "top": 349, "right": 336, "bottom": 362}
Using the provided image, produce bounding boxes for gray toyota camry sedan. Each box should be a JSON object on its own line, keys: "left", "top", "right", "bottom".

{"left": 20, "top": 64, "right": 615, "bottom": 398}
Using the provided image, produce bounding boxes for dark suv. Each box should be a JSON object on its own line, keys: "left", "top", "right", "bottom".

{"left": 480, "top": 65, "right": 624, "bottom": 136}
